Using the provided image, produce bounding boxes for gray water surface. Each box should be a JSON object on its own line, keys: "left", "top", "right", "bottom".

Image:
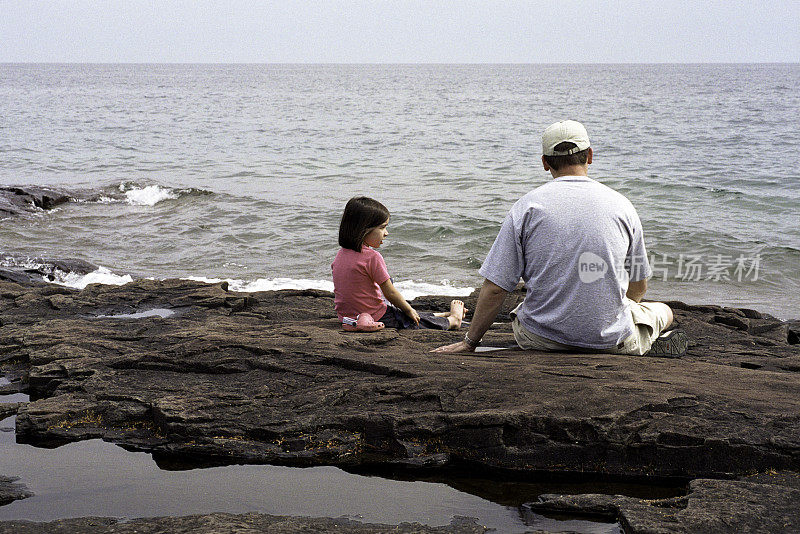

{"left": 1, "top": 64, "right": 798, "bottom": 318}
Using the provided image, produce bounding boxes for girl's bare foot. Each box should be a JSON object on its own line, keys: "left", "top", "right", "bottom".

{"left": 447, "top": 300, "right": 466, "bottom": 329}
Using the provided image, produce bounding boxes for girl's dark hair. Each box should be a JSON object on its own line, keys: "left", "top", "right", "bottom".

{"left": 338, "top": 197, "right": 390, "bottom": 252}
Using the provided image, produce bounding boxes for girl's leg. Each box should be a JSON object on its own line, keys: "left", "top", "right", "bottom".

{"left": 433, "top": 300, "right": 466, "bottom": 330}
{"left": 378, "top": 306, "right": 407, "bottom": 329}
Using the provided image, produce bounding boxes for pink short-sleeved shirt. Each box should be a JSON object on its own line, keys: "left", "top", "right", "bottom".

{"left": 331, "top": 247, "right": 391, "bottom": 320}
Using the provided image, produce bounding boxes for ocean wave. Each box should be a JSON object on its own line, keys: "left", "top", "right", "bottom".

{"left": 50, "top": 266, "right": 133, "bottom": 289}
{"left": 69, "top": 182, "right": 213, "bottom": 207}
{"left": 115, "top": 182, "right": 214, "bottom": 206}
{"left": 120, "top": 183, "right": 180, "bottom": 206}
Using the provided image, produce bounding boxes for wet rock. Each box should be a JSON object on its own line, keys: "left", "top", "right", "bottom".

{"left": 0, "top": 379, "right": 23, "bottom": 395}
{"left": 0, "top": 404, "right": 20, "bottom": 421}
{"left": 788, "top": 321, "right": 800, "bottom": 345}
{"left": 46, "top": 259, "right": 98, "bottom": 276}
{"left": 0, "top": 513, "right": 492, "bottom": 534}
{"left": 0, "top": 476, "right": 32, "bottom": 506}
{"left": 0, "top": 186, "right": 72, "bottom": 217}
{"left": 0, "top": 269, "right": 45, "bottom": 287}
{"left": 0, "top": 279, "right": 797, "bottom": 484}
{"left": 525, "top": 471, "right": 800, "bottom": 533}
{"left": 0, "top": 257, "right": 99, "bottom": 287}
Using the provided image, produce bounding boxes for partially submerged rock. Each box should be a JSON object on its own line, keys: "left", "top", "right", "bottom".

{"left": 524, "top": 471, "right": 800, "bottom": 534}
{"left": 0, "top": 257, "right": 98, "bottom": 287}
{"left": 0, "top": 404, "right": 20, "bottom": 421}
{"left": 0, "top": 476, "right": 32, "bottom": 507}
{"left": 0, "top": 186, "right": 71, "bottom": 218}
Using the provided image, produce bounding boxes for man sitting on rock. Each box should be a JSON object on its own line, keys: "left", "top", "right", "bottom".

{"left": 434, "top": 120, "right": 687, "bottom": 356}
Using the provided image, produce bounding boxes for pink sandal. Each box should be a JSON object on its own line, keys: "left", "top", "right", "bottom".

{"left": 342, "top": 313, "right": 385, "bottom": 332}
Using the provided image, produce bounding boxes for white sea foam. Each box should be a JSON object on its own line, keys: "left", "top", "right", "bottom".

{"left": 49, "top": 266, "right": 133, "bottom": 290}
{"left": 0, "top": 257, "right": 49, "bottom": 270}
{"left": 183, "top": 276, "right": 335, "bottom": 293}
{"left": 182, "top": 276, "right": 473, "bottom": 300}
{"left": 14, "top": 258, "right": 472, "bottom": 299}
{"left": 72, "top": 184, "right": 182, "bottom": 206}
{"left": 393, "top": 280, "right": 475, "bottom": 301}
{"left": 121, "top": 184, "right": 179, "bottom": 206}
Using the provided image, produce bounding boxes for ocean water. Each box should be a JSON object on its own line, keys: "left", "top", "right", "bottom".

{"left": 0, "top": 63, "right": 798, "bottom": 318}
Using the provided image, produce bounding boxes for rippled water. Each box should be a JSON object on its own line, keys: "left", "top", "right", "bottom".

{"left": 1, "top": 64, "right": 798, "bottom": 318}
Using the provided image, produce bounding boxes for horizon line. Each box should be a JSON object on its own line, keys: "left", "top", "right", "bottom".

{"left": 1, "top": 61, "right": 799, "bottom": 67}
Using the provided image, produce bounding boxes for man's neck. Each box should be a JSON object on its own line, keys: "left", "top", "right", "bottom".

{"left": 550, "top": 165, "right": 589, "bottom": 179}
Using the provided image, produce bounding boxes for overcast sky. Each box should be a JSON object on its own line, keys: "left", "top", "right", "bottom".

{"left": 2, "top": 0, "right": 799, "bottom": 63}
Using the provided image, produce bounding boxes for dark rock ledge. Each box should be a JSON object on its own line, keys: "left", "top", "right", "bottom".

{"left": 0, "top": 278, "right": 798, "bottom": 532}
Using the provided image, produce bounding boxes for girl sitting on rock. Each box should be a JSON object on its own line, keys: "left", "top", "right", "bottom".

{"left": 332, "top": 196, "right": 465, "bottom": 331}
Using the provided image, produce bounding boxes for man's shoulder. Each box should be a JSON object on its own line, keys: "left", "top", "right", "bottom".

{"left": 578, "top": 177, "right": 639, "bottom": 213}
{"left": 513, "top": 176, "right": 627, "bottom": 205}
{"left": 509, "top": 176, "right": 638, "bottom": 213}
{"left": 511, "top": 184, "right": 550, "bottom": 210}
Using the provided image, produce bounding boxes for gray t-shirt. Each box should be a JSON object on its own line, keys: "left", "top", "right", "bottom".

{"left": 479, "top": 175, "right": 652, "bottom": 349}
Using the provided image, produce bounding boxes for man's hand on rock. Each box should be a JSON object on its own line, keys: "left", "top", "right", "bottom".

{"left": 431, "top": 340, "right": 475, "bottom": 353}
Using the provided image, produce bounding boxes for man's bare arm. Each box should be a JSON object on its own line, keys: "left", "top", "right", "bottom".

{"left": 626, "top": 279, "right": 647, "bottom": 302}
{"left": 431, "top": 279, "right": 508, "bottom": 353}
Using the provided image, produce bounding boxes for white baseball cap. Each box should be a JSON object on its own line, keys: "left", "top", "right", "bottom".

{"left": 542, "top": 120, "right": 590, "bottom": 156}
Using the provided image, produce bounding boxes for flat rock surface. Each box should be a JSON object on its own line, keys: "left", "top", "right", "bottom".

{"left": 0, "top": 278, "right": 798, "bottom": 480}
{"left": 525, "top": 471, "right": 800, "bottom": 533}
{"left": 0, "top": 513, "right": 493, "bottom": 534}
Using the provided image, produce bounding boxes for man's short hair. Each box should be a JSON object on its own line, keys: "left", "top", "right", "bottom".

{"left": 543, "top": 142, "right": 589, "bottom": 171}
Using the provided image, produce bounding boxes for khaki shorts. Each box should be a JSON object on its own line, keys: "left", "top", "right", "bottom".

{"left": 511, "top": 299, "right": 672, "bottom": 355}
